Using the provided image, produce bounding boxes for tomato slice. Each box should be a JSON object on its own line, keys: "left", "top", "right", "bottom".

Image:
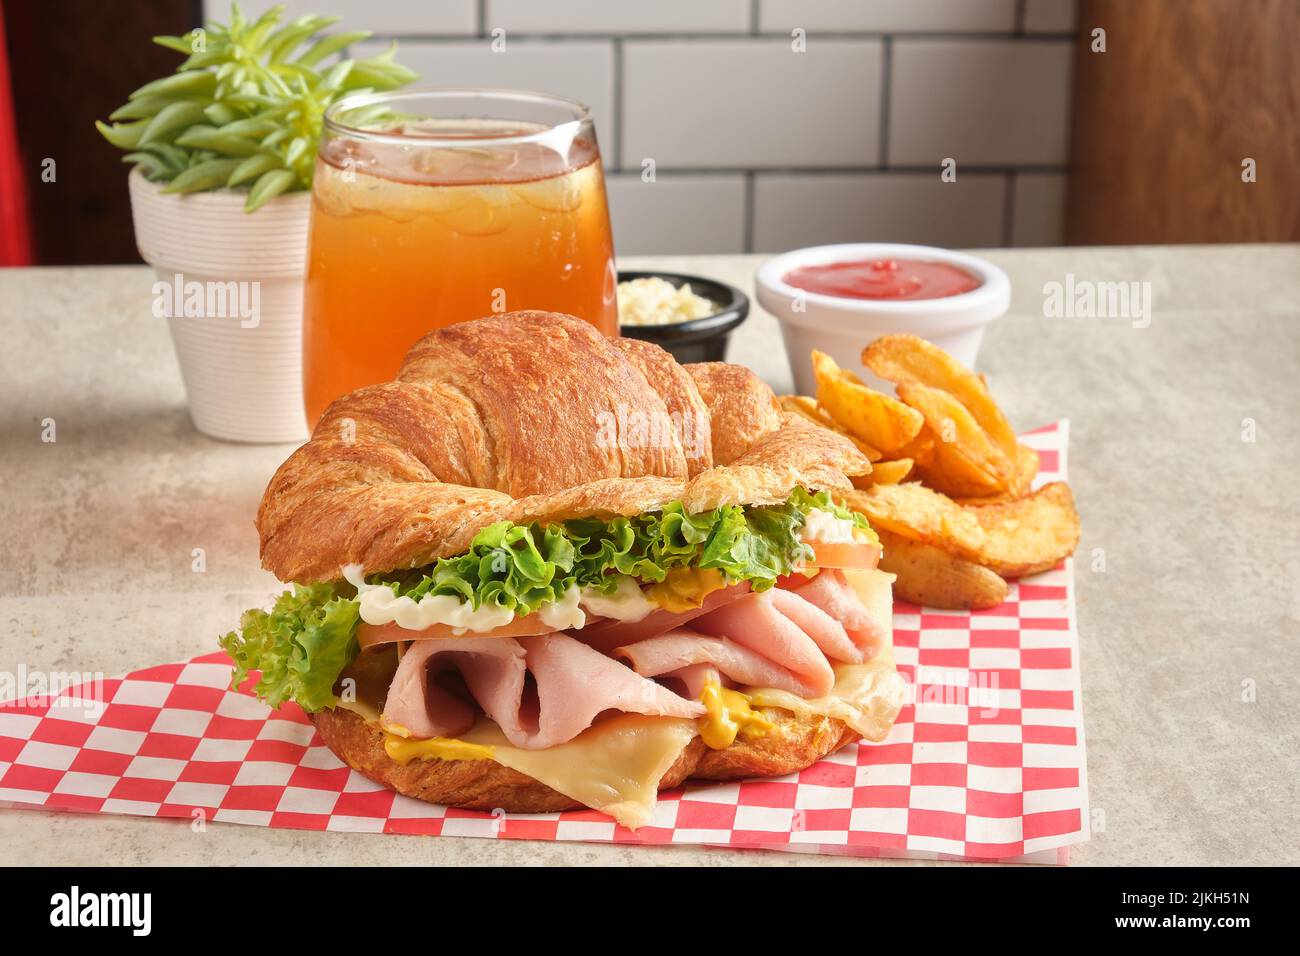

{"left": 810, "top": 541, "right": 882, "bottom": 570}
{"left": 775, "top": 570, "right": 817, "bottom": 591}
{"left": 357, "top": 615, "right": 555, "bottom": 650}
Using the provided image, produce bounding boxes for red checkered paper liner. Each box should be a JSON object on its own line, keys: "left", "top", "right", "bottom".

{"left": 0, "top": 422, "right": 1087, "bottom": 863}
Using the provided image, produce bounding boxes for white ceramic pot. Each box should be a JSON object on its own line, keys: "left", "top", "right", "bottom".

{"left": 128, "top": 168, "right": 310, "bottom": 443}
{"left": 755, "top": 243, "right": 1011, "bottom": 396}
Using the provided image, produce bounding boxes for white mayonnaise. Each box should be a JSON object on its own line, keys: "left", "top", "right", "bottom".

{"left": 343, "top": 564, "right": 516, "bottom": 634}
{"left": 578, "top": 575, "right": 658, "bottom": 623}
{"left": 801, "top": 508, "right": 858, "bottom": 545}
{"left": 539, "top": 585, "right": 586, "bottom": 631}
{"left": 343, "top": 566, "right": 667, "bottom": 635}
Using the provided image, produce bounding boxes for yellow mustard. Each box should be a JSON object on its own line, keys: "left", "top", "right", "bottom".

{"left": 698, "top": 680, "right": 774, "bottom": 750}
{"left": 647, "top": 567, "right": 727, "bottom": 612}
{"left": 383, "top": 732, "right": 495, "bottom": 765}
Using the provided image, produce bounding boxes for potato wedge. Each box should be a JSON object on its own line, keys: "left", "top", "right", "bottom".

{"left": 812, "top": 350, "right": 923, "bottom": 454}
{"left": 1012, "top": 443, "right": 1039, "bottom": 496}
{"left": 897, "top": 382, "right": 1014, "bottom": 496}
{"left": 861, "top": 457, "right": 914, "bottom": 485}
{"left": 876, "top": 529, "right": 1009, "bottom": 610}
{"left": 863, "top": 333, "right": 1018, "bottom": 462}
{"left": 841, "top": 483, "right": 987, "bottom": 557}
{"left": 779, "top": 393, "right": 883, "bottom": 461}
{"left": 848, "top": 481, "right": 1079, "bottom": 579}
{"left": 779, "top": 393, "right": 825, "bottom": 423}
{"left": 957, "top": 444, "right": 1039, "bottom": 503}
{"left": 964, "top": 481, "right": 1081, "bottom": 578}
{"left": 952, "top": 489, "right": 1021, "bottom": 506}
{"left": 849, "top": 457, "right": 913, "bottom": 490}
{"left": 893, "top": 427, "right": 936, "bottom": 469}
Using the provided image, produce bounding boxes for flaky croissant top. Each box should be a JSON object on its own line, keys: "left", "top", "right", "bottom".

{"left": 258, "top": 312, "right": 870, "bottom": 583}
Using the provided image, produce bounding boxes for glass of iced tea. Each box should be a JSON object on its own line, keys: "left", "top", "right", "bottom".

{"left": 303, "top": 89, "right": 617, "bottom": 426}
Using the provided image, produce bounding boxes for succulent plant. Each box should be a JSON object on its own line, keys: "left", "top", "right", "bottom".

{"left": 96, "top": 3, "right": 416, "bottom": 211}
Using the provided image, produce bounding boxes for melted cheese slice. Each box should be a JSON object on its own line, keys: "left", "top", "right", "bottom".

{"left": 746, "top": 659, "right": 903, "bottom": 742}
{"left": 344, "top": 566, "right": 899, "bottom": 829}
{"left": 458, "top": 714, "right": 699, "bottom": 830}
{"left": 845, "top": 565, "right": 896, "bottom": 647}
{"left": 337, "top": 697, "right": 382, "bottom": 724}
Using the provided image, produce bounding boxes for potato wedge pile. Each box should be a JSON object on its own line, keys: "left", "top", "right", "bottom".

{"left": 782, "top": 334, "right": 1080, "bottom": 609}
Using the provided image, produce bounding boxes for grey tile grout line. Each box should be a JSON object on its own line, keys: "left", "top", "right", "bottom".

{"left": 1015, "top": 0, "right": 1028, "bottom": 35}
{"left": 742, "top": 172, "right": 756, "bottom": 254}
{"left": 1002, "top": 171, "right": 1018, "bottom": 246}
{"left": 611, "top": 37, "right": 623, "bottom": 171}
{"left": 878, "top": 37, "right": 892, "bottom": 168}
{"left": 365, "top": 31, "right": 1078, "bottom": 44}
{"left": 605, "top": 164, "right": 1070, "bottom": 176}
{"left": 360, "top": 17, "right": 1070, "bottom": 188}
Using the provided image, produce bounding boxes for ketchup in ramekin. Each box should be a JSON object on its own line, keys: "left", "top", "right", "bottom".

{"left": 782, "top": 258, "right": 982, "bottom": 301}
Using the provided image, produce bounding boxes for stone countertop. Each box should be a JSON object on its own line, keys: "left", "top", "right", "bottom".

{"left": 3, "top": 245, "right": 1298, "bottom": 866}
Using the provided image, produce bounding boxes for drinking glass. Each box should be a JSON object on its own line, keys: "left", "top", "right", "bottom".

{"left": 304, "top": 89, "right": 618, "bottom": 426}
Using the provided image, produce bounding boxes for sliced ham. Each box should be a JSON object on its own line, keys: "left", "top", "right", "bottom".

{"left": 767, "top": 587, "right": 864, "bottom": 664}
{"left": 380, "top": 632, "right": 703, "bottom": 751}
{"left": 575, "top": 581, "right": 752, "bottom": 655}
{"left": 382, "top": 637, "right": 525, "bottom": 740}
{"left": 691, "top": 591, "right": 836, "bottom": 697}
{"left": 661, "top": 663, "right": 720, "bottom": 699}
{"left": 794, "top": 570, "right": 871, "bottom": 629}
{"left": 380, "top": 570, "right": 888, "bottom": 750}
{"left": 796, "top": 569, "right": 889, "bottom": 657}
{"left": 507, "top": 633, "right": 704, "bottom": 748}
{"left": 616, "top": 628, "right": 822, "bottom": 697}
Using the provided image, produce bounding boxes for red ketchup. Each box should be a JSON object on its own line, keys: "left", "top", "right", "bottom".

{"left": 783, "top": 258, "right": 981, "bottom": 301}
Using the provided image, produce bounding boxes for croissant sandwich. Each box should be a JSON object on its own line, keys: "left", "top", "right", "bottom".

{"left": 222, "top": 311, "right": 904, "bottom": 829}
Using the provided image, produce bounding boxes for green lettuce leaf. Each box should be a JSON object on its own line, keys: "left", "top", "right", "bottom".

{"left": 788, "top": 486, "right": 873, "bottom": 530}
{"left": 387, "top": 494, "right": 821, "bottom": 610}
{"left": 222, "top": 488, "right": 867, "bottom": 711}
{"left": 219, "top": 582, "right": 359, "bottom": 712}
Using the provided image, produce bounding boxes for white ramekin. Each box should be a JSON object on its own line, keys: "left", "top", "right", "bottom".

{"left": 755, "top": 243, "right": 1011, "bottom": 395}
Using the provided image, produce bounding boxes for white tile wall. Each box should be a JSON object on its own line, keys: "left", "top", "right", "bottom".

{"left": 622, "top": 40, "right": 882, "bottom": 169}
{"left": 234, "top": 0, "right": 477, "bottom": 36}
{"left": 214, "top": 1, "right": 1076, "bottom": 252}
{"left": 606, "top": 174, "right": 746, "bottom": 255}
{"left": 888, "top": 40, "right": 1074, "bottom": 166}
{"left": 487, "top": 0, "right": 752, "bottom": 34}
{"left": 758, "top": 0, "right": 1017, "bottom": 33}
{"left": 1010, "top": 172, "right": 1068, "bottom": 247}
{"left": 752, "top": 173, "right": 1007, "bottom": 252}
{"left": 352, "top": 39, "right": 616, "bottom": 159}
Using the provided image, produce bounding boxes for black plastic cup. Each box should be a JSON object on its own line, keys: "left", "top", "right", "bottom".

{"left": 616, "top": 270, "right": 750, "bottom": 364}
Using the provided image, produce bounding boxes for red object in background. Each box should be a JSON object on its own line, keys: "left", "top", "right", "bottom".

{"left": 783, "top": 258, "right": 982, "bottom": 301}
{"left": 0, "top": 2, "right": 33, "bottom": 266}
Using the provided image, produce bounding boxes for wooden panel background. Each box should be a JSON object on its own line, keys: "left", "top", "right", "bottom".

{"left": 4, "top": 0, "right": 197, "bottom": 265}
{"left": 1067, "top": 0, "right": 1300, "bottom": 244}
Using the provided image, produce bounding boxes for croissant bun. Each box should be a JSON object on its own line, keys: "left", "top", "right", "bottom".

{"left": 257, "top": 311, "right": 870, "bottom": 582}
